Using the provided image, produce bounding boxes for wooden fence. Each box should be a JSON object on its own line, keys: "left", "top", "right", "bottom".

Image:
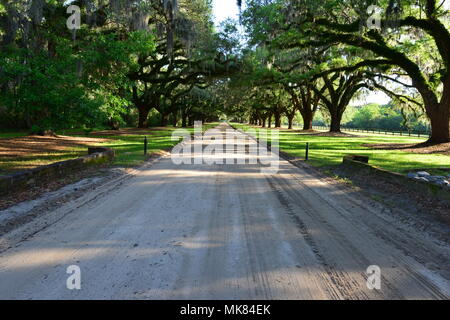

{"left": 312, "top": 126, "right": 431, "bottom": 138}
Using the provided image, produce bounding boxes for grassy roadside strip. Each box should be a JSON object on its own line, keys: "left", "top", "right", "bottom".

{"left": 231, "top": 123, "right": 450, "bottom": 175}
{"left": 0, "top": 123, "right": 219, "bottom": 175}
{"left": 90, "top": 122, "right": 219, "bottom": 168}
{"left": 0, "top": 132, "right": 28, "bottom": 139}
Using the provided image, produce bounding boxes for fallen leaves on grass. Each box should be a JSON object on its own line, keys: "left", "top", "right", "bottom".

{"left": 0, "top": 135, "right": 111, "bottom": 174}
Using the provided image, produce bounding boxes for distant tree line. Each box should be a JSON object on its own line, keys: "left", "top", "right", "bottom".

{"left": 312, "top": 103, "right": 429, "bottom": 133}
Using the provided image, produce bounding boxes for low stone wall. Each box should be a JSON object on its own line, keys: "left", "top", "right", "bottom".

{"left": 0, "top": 147, "right": 115, "bottom": 197}
{"left": 342, "top": 155, "right": 450, "bottom": 201}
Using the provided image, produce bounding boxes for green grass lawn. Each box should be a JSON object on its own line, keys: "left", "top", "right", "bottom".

{"left": 106, "top": 123, "right": 219, "bottom": 168}
{"left": 88, "top": 123, "right": 218, "bottom": 168}
{"left": 0, "top": 131, "right": 28, "bottom": 139}
{"left": 87, "top": 128, "right": 183, "bottom": 168}
{"left": 0, "top": 123, "right": 219, "bottom": 175}
{"left": 232, "top": 123, "right": 450, "bottom": 174}
{"left": 0, "top": 148, "right": 89, "bottom": 175}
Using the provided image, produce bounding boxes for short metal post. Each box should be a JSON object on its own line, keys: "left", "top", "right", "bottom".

{"left": 144, "top": 136, "right": 148, "bottom": 156}
{"left": 305, "top": 143, "right": 309, "bottom": 161}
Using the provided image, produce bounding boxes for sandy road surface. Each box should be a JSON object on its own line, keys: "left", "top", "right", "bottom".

{"left": 0, "top": 123, "right": 449, "bottom": 300}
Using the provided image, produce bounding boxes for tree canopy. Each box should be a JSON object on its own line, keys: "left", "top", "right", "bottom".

{"left": 228, "top": 0, "right": 449, "bottom": 142}
{"left": 0, "top": 0, "right": 238, "bottom": 131}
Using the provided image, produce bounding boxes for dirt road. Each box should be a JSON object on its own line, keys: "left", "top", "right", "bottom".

{"left": 0, "top": 123, "right": 449, "bottom": 299}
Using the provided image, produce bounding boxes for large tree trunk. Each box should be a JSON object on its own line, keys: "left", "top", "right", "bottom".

{"left": 138, "top": 107, "right": 150, "bottom": 128}
{"left": 172, "top": 111, "right": 178, "bottom": 127}
{"left": 261, "top": 117, "right": 267, "bottom": 128}
{"left": 181, "top": 110, "right": 188, "bottom": 128}
{"left": 160, "top": 112, "right": 169, "bottom": 126}
{"left": 287, "top": 115, "right": 294, "bottom": 130}
{"left": 301, "top": 110, "right": 314, "bottom": 130}
{"left": 274, "top": 112, "right": 281, "bottom": 128}
{"left": 428, "top": 101, "right": 450, "bottom": 143}
{"left": 329, "top": 111, "right": 342, "bottom": 133}
{"left": 268, "top": 115, "right": 272, "bottom": 128}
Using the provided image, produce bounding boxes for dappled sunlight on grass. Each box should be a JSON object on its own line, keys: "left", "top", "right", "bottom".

{"left": 86, "top": 123, "right": 219, "bottom": 168}
{"left": 234, "top": 123, "right": 450, "bottom": 174}
{"left": 0, "top": 146, "right": 88, "bottom": 176}
{"left": 0, "top": 124, "right": 220, "bottom": 174}
{"left": 0, "top": 132, "right": 28, "bottom": 139}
